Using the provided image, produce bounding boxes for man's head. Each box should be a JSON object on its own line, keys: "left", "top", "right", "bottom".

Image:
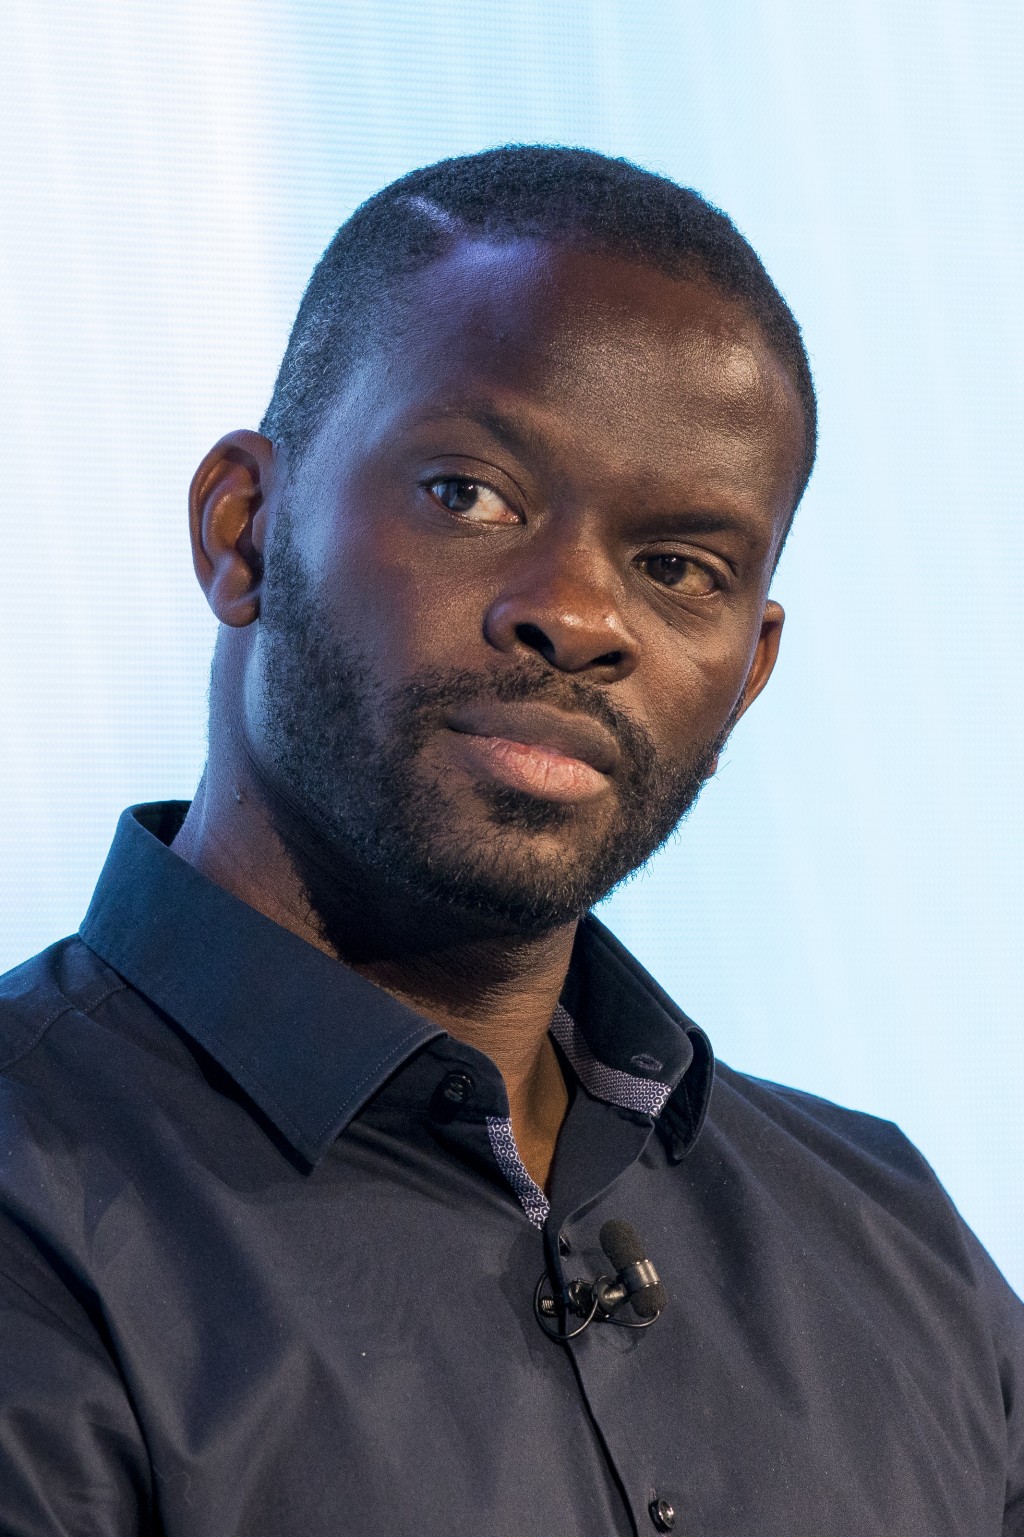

{"left": 189, "top": 148, "right": 813, "bottom": 952}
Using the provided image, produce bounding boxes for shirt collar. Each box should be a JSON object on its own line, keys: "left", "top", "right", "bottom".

{"left": 79, "top": 802, "right": 713, "bottom": 1166}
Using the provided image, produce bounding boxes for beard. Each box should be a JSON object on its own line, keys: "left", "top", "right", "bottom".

{"left": 250, "top": 517, "right": 737, "bottom": 945}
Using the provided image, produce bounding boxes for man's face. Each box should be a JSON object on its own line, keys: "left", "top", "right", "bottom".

{"left": 246, "top": 240, "right": 804, "bottom": 939}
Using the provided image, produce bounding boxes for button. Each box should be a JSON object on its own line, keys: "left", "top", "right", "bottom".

{"left": 649, "top": 1496, "right": 676, "bottom": 1532}
{"left": 440, "top": 1071, "right": 474, "bottom": 1105}
{"left": 558, "top": 1234, "right": 572, "bottom": 1256}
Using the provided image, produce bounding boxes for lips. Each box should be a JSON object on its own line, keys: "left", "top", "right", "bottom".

{"left": 445, "top": 701, "right": 620, "bottom": 803}
{"left": 447, "top": 702, "right": 620, "bottom": 774}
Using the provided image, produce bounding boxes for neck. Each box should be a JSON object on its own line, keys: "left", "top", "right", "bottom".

{"left": 172, "top": 764, "right": 575, "bottom": 1188}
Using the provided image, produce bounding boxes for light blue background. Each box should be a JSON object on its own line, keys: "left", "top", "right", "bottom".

{"left": 1, "top": 1, "right": 1021, "bottom": 1293}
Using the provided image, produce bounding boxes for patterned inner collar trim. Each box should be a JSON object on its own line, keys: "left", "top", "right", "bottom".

{"left": 485, "top": 1005, "right": 674, "bottom": 1228}
{"left": 549, "top": 1003, "right": 673, "bottom": 1118}
{"left": 485, "top": 1118, "right": 550, "bottom": 1229}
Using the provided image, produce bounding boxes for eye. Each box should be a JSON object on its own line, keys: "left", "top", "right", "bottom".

{"left": 640, "top": 553, "right": 719, "bottom": 597}
{"left": 425, "top": 477, "right": 520, "bottom": 524}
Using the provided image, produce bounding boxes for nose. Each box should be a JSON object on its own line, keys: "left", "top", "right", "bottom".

{"left": 483, "top": 541, "right": 639, "bottom": 680}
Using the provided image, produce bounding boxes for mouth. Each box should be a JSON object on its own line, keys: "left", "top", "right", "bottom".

{"left": 445, "top": 702, "right": 620, "bottom": 804}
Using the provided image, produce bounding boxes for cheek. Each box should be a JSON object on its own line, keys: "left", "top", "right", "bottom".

{"left": 308, "top": 513, "right": 486, "bottom": 678}
{"left": 638, "top": 623, "right": 757, "bottom": 756}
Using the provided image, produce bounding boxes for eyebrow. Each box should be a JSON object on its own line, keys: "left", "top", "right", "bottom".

{"left": 414, "top": 404, "right": 553, "bottom": 467}
{"left": 651, "top": 510, "right": 759, "bottom": 542}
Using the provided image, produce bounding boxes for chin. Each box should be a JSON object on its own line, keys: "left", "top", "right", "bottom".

{"left": 473, "top": 778, "right": 611, "bottom": 833}
{"left": 402, "top": 827, "right": 625, "bottom": 933}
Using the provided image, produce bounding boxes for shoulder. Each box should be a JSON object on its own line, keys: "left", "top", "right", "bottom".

{"left": 710, "top": 1060, "right": 925, "bottom": 1167}
{"left": 0, "top": 937, "right": 133, "bottom": 1188}
{"left": 706, "top": 1059, "right": 954, "bottom": 1210}
{"left": 702, "top": 1060, "right": 1018, "bottom": 1303}
{"left": 0, "top": 935, "right": 127, "bottom": 1073}
{"left": 696, "top": 1061, "right": 1024, "bottom": 1509}
{"left": 0, "top": 936, "right": 187, "bottom": 1301}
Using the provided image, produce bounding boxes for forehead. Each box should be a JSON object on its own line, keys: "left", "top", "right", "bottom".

{"left": 391, "top": 238, "right": 784, "bottom": 389}
{"left": 321, "top": 238, "right": 804, "bottom": 532}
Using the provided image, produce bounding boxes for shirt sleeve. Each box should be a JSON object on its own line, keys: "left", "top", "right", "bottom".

{"left": 0, "top": 1257, "right": 151, "bottom": 1536}
{"left": 1002, "top": 1315, "right": 1024, "bottom": 1536}
{"left": 961, "top": 1228, "right": 1024, "bottom": 1535}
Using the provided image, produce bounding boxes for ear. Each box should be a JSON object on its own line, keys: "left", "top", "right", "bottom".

{"left": 188, "top": 430, "right": 276, "bottom": 627}
{"left": 706, "top": 599, "right": 785, "bottom": 774}
{"left": 737, "top": 598, "right": 785, "bottom": 718}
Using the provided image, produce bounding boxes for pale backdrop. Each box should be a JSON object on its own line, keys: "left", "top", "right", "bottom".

{"left": 1, "top": 0, "right": 1021, "bottom": 1292}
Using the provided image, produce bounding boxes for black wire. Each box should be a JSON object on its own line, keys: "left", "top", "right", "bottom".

{"left": 604, "top": 1309, "right": 661, "bottom": 1330}
{"left": 533, "top": 1273, "right": 599, "bottom": 1340}
{"left": 533, "top": 1272, "right": 661, "bottom": 1338}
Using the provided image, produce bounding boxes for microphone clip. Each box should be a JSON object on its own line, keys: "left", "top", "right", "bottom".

{"left": 534, "top": 1220, "right": 666, "bottom": 1342}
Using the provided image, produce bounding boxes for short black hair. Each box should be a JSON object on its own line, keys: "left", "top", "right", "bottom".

{"left": 261, "top": 145, "right": 816, "bottom": 513}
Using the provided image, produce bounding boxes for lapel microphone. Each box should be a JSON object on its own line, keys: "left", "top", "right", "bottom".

{"left": 535, "top": 1219, "right": 667, "bottom": 1341}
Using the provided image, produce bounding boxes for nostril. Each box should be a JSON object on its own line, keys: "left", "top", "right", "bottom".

{"left": 512, "top": 623, "right": 625, "bottom": 674}
{"left": 514, "top": 622, "right": 554, "bottom": 659}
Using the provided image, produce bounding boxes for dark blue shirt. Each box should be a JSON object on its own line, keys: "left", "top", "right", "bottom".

{"left": 1, "top": 803, "right": 1022, "bottom": 1535}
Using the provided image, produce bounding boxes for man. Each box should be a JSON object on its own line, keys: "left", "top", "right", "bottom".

{"left": 0, "top": 146, "right": 1020, "bottom": 1536}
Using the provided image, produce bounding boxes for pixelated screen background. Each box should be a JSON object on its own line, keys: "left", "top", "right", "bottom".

{"left": 1, "top": 1, "right": 1021, "bottom": 1293}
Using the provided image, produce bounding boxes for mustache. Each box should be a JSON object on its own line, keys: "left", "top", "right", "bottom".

{"left": 395, "top": 662, "right": 658, "bottom": 779}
